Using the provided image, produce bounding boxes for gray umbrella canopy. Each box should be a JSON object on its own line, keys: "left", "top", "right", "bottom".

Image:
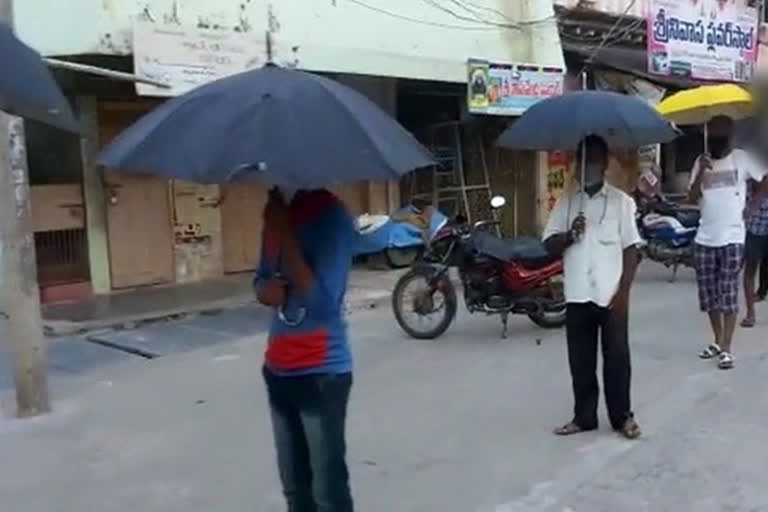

{"left": 99, "top": 65, "right": 434, "bottom": 188}
{"left": 497, "top": 90, "right": 679, "bottom": 150}
{"left": 0, "top": 23, "right": 79, "bottom": 133}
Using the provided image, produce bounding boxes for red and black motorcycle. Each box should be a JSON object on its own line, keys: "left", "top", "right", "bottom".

{"left": 392, "top": 196, "right": 566, "bottom": 340}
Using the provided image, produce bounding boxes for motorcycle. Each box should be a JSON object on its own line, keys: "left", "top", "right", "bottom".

{"left": 391, "top": 195, "right": 566, "bottom": 340}
{"left": 634, "top": 189, "right": 700, "bottom": 281}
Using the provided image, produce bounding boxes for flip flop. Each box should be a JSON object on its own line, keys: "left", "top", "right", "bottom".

{"left": 740, "top": 317, "right": 756, "bottom": 328}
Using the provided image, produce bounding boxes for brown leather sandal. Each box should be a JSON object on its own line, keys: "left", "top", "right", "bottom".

{"left": 554, "top": 422, "right": 587, "bottom": 436}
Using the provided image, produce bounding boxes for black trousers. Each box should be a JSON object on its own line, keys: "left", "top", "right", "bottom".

{"left": 566, "top": 302, "right": 632, "bottom": 431}
{"left": 263, "top": 368, "right": 354, "bottom": 512}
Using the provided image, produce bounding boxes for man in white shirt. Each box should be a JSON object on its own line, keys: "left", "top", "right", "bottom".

{"left": 689, "top": 116, "right": 766, "bottom": 370}
{"left": 543, "top": 136, "right": 642, "bottom": 440}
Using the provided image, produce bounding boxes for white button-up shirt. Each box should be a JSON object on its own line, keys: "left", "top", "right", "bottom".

{"left": 542, "top": 184, "right": 642, "bottom": 307}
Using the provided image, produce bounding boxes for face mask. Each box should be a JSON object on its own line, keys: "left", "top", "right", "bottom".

{"left": 583, "top": 161, "right": 605, "bottom": 187}
{"left": 707, "top": 136, "right": 730, "bottom": 158}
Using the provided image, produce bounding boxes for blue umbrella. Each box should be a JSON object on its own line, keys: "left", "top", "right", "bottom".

{"left": 0, "top": 23, "right": 80, "bottom": 133}
{"left": 496, "top": 90, "right": 679, "bottom": 150}
{"left": 99, "top": 65, "right": 434, "bottom": 188}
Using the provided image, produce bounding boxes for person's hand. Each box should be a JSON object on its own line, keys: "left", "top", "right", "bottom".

{"left": 699, "top": 154, "right": 712, "bottom": 172}
{"left": 609, "top": 288, "right": 629, "bottom": 315}
{"left": 570, "top": 213, "right": 586, "bottom": 239}
{"left": 257, "top": 278, "right": 287, "bottom": 307}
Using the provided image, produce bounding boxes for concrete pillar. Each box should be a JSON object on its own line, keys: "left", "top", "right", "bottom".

{"left": 77, "top": 96, "right": 111, "bottom": 294}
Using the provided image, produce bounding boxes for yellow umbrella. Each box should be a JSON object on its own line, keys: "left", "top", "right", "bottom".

{"left": 657, "top": 84, "right": 753, "bottom": 125}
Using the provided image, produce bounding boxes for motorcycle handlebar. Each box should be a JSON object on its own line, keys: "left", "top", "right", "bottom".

{"left": 471, "top": 220, "right": 501, "bottom": 231}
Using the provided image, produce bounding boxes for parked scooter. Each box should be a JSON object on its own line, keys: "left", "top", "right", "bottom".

{"left": 391, "top": 196, "right": 566, "bottom": 340}
{"left": 634, "top": 188, "right": 700, "bottom": 281}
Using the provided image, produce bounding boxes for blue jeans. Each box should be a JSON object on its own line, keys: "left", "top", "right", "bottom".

{"left": 263, "top": 367, "right": 353, "bottom": 512}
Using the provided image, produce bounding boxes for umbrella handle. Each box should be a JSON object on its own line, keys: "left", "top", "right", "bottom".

{"left": 703, "top": 122, "right": 709, "bottom": 156}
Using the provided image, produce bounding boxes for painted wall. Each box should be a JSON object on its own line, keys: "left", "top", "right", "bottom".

{"left": 14, "top": 0, "right": 564, "bottom": 81}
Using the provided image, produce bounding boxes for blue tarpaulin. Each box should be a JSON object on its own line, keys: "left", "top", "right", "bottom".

{"left": 353, "top": 206, "right": 447, "bottom": 256}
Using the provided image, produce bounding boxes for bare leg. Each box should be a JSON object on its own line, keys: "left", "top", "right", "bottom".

{"left": 743, "top": 259, "right": 758, "bottom": 325}
{"left": 722, "top": 313, "right": 738, "bottom": 353}
{"left": 707, "top": 311, "right": 723, "bottom": 346}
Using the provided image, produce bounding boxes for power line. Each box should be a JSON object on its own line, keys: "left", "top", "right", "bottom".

{"left": 348, "top": 0, "right": 554, "bottom": 32}
{"left": 421, "top": 0, "right": 555, "bottom": 29}
{"left": 346, "top": 0, "right": 497, "bottom": 30}
{"left": 460, "top": 0, "right": 520, "bottom": 24}
{"left": 578, "top": 0, "right": 639, "bottom": 78}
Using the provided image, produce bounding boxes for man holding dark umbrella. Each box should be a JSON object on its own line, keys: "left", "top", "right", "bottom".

{"left": 255, "top": 187, "right": 356, "bottom": 512}
{"left": 543, "top": 136, "right": 642, "bottom": 440}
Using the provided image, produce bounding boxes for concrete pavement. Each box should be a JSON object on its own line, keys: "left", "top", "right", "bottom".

{"left": 0, "top": 269, "right": 404, "bottom": 392}
{"left": 2, "top": 264, "right": 768, "bottom": 511}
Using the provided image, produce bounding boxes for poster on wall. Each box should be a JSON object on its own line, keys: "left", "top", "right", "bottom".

{"left": 545, "top": 150, "right": 573, "bottom": 214}
{"left": 647, "top": 0, "right": 759, "bottom": 82}
{"left": 467, "top": 59, "right": 564, "bottom": 116}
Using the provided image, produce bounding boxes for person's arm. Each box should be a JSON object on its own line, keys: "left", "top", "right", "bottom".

{"left": 610, "top": 197, "right": 642, "bottom": 314}
{"left": 254, "top": 236, "right": 286, "bottom": 307}
{"left": 688, "top": 155, "right": 708, "bottom": 204}
{"left": 261, "top": 189, "right": 316, "bottom": 297}
{"left": 743, "top": 151, "right": 768, "bottom": 212}
{"left": 542, "top": 196, "right": 579, "bottom": 256}
{"left": 279, "top": 228, "right": 316, "bottom": 296}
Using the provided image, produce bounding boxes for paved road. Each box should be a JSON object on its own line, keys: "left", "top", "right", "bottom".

{"left": 0, "top": 303, "right": 272, "bottom": 391}
{"left": 2, "top": 263, "right": 768, "bottom": 511}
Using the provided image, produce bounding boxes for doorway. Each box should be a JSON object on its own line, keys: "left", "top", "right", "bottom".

{"left": 99, "top": 101, "right": 174, "bottom": 289}
{"left": 221, "top": 183, "right": 267, "bottom": 273}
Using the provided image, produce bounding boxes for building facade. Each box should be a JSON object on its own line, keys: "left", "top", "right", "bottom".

{"left": 12, "top": 0, "right": 564, "bottom": 302}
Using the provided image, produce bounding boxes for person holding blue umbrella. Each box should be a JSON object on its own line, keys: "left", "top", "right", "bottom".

{"left": 98, "top": 64, "right": 434, "bottom": 512}
{"left": 541, "top": 135, "right": 643, "bottom": 439}
{"left": 498, "top": 90, "right": 678, "bottom": 439}
{"left": 255, "top": 186, "right": 357, "bottom": 512}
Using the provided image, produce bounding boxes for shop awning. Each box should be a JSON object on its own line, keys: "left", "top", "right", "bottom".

{"left": 44, "top": 58, "right": 169, "bottom": 89}
{"left": 562, "top": 39, "right": 708, "bottom": 91}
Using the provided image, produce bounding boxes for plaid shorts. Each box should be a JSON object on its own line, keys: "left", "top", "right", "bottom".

{"left": 694, "top": 243, "right": 744, "bottom": 314}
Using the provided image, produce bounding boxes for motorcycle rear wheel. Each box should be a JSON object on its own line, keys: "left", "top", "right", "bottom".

{"left": 527, "top": 279, "right": 566, "bottom": 329}
{"left": 392, "top": 269, "right": 457, "bottom": 340}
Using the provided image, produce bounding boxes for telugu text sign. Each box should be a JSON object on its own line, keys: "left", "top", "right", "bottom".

{"left": 468, "top": 59, "right": 564, "bottom": 116}
{"left": 133, "top": 21, "right": 266, "bottom": 97}
{"left": 647, "top": 0, "right": 759, "bottom": 82}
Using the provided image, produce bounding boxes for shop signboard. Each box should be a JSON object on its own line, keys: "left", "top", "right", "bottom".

{"left": 647, "top": 0, "right": 760, "bottom": 82}
{"left": 467, "top": 59, "right": 564, "bottom": 116}
{"left": 133, "top": 20, "right": 265, "bottom": 97}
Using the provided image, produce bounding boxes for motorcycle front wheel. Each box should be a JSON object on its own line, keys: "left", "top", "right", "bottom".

{"left": 392, "top": 269, "right": 457, "bottom": 340}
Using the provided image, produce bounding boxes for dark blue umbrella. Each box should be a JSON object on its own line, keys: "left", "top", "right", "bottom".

{"left": 0, "top": 23, "right": 80, "bottom": 133}
{"left": 99, "top": 65, "right": 434, "bottom": 188}
{"left": 496, "top": 90, "right": 679, "bottom": 150}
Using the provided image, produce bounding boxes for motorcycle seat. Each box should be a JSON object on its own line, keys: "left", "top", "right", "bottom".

{"left": 471, "top": 232, "right": 558, "bottom": 268}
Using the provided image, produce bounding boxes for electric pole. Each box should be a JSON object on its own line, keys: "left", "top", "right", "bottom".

{"left": 0, "top": 0, "right": 51, "bottom": 417}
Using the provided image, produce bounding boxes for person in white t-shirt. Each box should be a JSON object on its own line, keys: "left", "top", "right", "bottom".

{"left": 689, "top": 115, "right": 767, "bottom": 370}
{"left": 543, "top": 136, "right": 642, "bottom": 440}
